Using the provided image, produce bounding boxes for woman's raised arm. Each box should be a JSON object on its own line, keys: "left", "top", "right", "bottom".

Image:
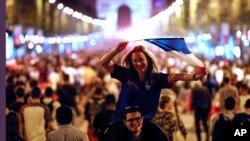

{"left": 99, "top": 41, "right": 128, "bottom": 73}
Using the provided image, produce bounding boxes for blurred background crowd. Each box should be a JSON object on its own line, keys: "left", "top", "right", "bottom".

{"left": 5, "top": 0, "right": 250, "bottom": 141}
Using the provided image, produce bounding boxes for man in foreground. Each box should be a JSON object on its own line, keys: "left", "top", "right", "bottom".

{"left": 47, "top": 106, "right": 89, "bottom": 141}
{"left": 107, "top": 106, "right": 169, "bottom": 141}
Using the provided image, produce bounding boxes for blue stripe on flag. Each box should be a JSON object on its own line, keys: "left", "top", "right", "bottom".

{"left": 144, "top": 38, "right": 191, "bottom": 54}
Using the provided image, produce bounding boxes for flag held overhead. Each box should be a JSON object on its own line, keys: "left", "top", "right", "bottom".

{"left": 144, "top": 38, "right": 191, "bottom": 54}
{"left": 141, "top": 38, "right": 204, "bottom": 67}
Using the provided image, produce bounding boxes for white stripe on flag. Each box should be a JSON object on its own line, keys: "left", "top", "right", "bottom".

{"left": 168, "top": 50, "right": 204, "bottom": 67}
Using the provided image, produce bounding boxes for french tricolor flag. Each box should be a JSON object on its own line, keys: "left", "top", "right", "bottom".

{"left": 140, "top": 38, "right": 204, "bottom": 68}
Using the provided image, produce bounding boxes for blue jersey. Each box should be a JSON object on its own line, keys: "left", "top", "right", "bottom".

{"left": 111, "top": 64, "right": 172, "bottom": 122}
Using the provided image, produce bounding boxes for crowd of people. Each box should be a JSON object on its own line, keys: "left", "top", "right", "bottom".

{"left": 5, "top": 41, "right": 250, "bottom": 141}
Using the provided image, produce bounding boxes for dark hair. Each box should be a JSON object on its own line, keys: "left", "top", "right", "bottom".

{"left": 7, "top": 76, "right": 14, "bottom": 84}
{"left": 244, "top": 99, "right": 250, "bottom": 109}
{"left": 29, "top": 79, "right": 38, "bottom": 88}
{"left": 105, "top": 94, "right": 116, "bottom": 105}
{"left": 159, "top": 96, "right": 171, "bottom": 109}
{"left": 15, "top": 87, "right": 25, "bottom": 98}
{"left": 31, "top": 87, "right": 41, "bottom": 98}
{"left": 56, "top": 106, "right": 73, "bottom": 125}
{"left": 6, "top": 112, "right": 24, "bottom": 141}
{"left": 224, "top": 97, "right": 236, "bottom": 110}
{"left": 123, "top": 106, "right": 141, "bottom": 119}
{"left": 240, "top": 83, "right": 248, "bottom": 91}
{"left": 45, "top": 87, "right": 53, "bottom": 97}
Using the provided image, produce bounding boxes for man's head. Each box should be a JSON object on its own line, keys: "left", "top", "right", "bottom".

{"left": 244, "top": 99, "right": 250, "bottom": 110}
{"left": 104, "top": 94, "right": 116, "bottom": 110}
{"left": 7, "top": 76, "right": 14, "bottom": 84}
{"left": 105, "top": 94, "right": 116, "bottom": 105}
{"left": 15, "top": 86, "right": 25, "bottom": 98}
{"left": 239, "top": 83, "right": 249, "bottom": 93}
{"left": 56, "top": 106, "right": 73, "bottom": 125}
{"left": 159, "top": 95, "right": 173, "bottom": 110}
{"left": 29, "top": 79, "right": 38, "bottom": 88}
{"left": 44, "top": 87, "right": 53, "bottom": 97}
{"left": 123, "top": 106, "right": 143, "bottom": 135}
{"left": 93, "top": 86, "right": 103, "bottom": 100}
{"left": 224, "top": 96, "right": 236, "bottom": 110}
{"left": 31, "top": 87, "right": 41, "bottom": 99}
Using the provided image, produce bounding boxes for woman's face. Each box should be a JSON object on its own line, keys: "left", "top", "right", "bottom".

{"left": 131, "top": 52, "right": 148, "bottom": 73}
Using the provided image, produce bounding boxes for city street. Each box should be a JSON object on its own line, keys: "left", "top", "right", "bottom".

{"left": 180, "top": 113, "right": 209, "bottom": 141}
{"left": 5, "top": 0, "right": 250, "bottom": 141}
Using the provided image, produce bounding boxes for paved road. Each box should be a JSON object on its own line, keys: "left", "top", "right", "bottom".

{"left": 180, "top": 113, "right": 209, "bottom": 141}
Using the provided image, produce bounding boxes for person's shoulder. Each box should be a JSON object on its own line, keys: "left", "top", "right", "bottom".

{"left": 72, "top": 128, "right": 88, "bottom": 137}
{"left": 154, "top": 111, "right": 174, "bottom": 121}
{"left": 111, "top": 64, "right": 128, "bottom": 77}
{"left": 158, "top": 110, "right": 173, "bottom": 116}
{"left": 71, "top": 126, "right": 85, "bottom": 132}
{"left": 235, "top": 113, "right": 246, "bottom": 116}
{"left": 114, "top": 64, "right": 127, "bottom": 69}
{"left": 153, "top": 112, "right": 165, "bottom": 119}
{"left": 232, "top": 114, "right": 240, "bottom": 121}
{"left": 234, "top": 113, "right": 250, "bottom": 120}
{"left": 34, "top": 103, "right": 51, "bottom": 111}
{"left": 52, "top": 100, "right": 61, "bottom": 107}
{"left": 142, "top": 121, "right": 169, "bottom": 140}
{"left": 48, "top": 129, "right": 57, "bottom": 134}
{"left": 47, "top": 129, "right": 59, "bottom": 137}
{"left": 143, "top": 120, "right": 163, "bottom": 129}
{"left": 211, "top": 114, "right": 220, "bottom": 121}
{"left": 19, "top": 103, "right": 33, "bottom": 112}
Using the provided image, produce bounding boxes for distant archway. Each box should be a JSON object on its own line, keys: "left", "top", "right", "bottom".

{"left": 117, "top": 5, "right": 131, "bottom": 30}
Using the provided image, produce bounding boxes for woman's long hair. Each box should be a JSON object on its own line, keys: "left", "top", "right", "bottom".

{"left": 122, "top": 45, "right": 158, "bottom": 85}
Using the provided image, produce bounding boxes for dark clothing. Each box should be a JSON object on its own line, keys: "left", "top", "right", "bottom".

{"left": 6, "top": 135, "right": 25, "bottom": 141}
{"left": 191, "top": 86, "right": 212, "bottom": 110}
{"left": 6, "top": 84, "right": 16, "bottom": 107}
{"left": 232, "top": 113, "right": 250, "bottom": 126}
{"left": 24, "top": 93, "right": 31, "bottom": 104}
{"left": 8, "top": 102, "right": 25, "bottom": 113}
{"left": 111, "top": 65, "right": 172, "bottom": 122}
{"left": 204, "top": 80, "right": 218, "bottom": 97}
{"left": 93, "top": 110, "right": 115, "bottom": 141}
{"left": 85, "top": 99, "right": 104, "bottom": 124}
{"left": 212, "top": 113, "right": 233, "bottom": 141}
{"left": 106, "top": 120, "right": 169, "bottom": 141}
{"left": 191, "top": 85, "right": 212, "bottom": 141}
{"left": 57, "top": 84, "right": 77, "bottom": 107}
{"left": 194, "top": 108, "right": 210, "bottom": 141}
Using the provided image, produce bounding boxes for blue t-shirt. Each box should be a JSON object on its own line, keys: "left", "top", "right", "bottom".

{"left": 111, "top": 64, "right": 172, "bottom": 122}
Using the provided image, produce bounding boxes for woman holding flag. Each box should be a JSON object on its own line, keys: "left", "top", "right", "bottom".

{"left": 99, "top": 40, "right": 207, "bottom": 140}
